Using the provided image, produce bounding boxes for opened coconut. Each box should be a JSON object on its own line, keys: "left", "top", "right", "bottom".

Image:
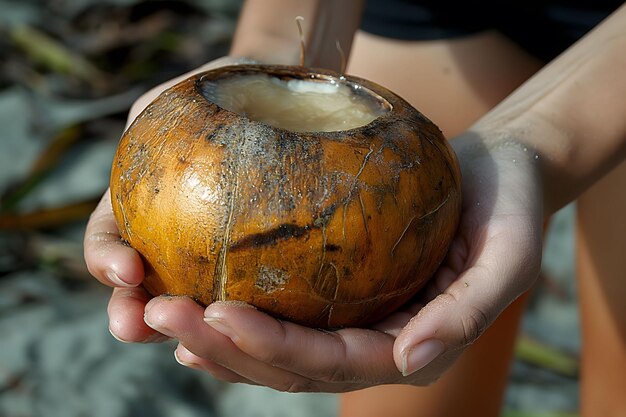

{"left": 110, "top": 64, "right": 461, "bottom": 328}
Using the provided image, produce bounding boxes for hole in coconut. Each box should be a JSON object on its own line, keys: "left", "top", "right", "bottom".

{"left": 199, "top": 73, "right": 391, "bottom": 133}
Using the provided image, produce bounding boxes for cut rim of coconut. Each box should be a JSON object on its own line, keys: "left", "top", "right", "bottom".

{"left": 196, "top": 65, "right": 393, "bottom": 133}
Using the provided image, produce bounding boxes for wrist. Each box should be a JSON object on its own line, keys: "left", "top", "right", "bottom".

{"left": 451, "top": 129, "right": 546, "bottom": 235}
{"left": 468, "top": 13, "right": 626, "bottom": 213}
{"left": 471, "top": 116, "right": 574, "bottom": 217}
{"left": 229, "top": 36, "right": 301, "bottom": 66}
{"left": 229, "top": 0, "right": 363, "bottom": 71}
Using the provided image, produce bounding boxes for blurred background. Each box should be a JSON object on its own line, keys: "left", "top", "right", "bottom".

{"left": 0, "top": 1, "right": 580, "bottom": 416}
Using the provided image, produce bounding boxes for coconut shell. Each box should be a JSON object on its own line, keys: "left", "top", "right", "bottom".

{"left": 110, "top": 65, "right": 461, "bottom": 328}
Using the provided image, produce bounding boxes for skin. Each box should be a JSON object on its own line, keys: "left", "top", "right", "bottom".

{"left": 340, "top": 29, "right": 540, "bottom": 416}
{"left": 577, "top": 162, "right": 626, "bottom": 417}
{"left": 84, "top": 2, "right": 626, "bottom": 415}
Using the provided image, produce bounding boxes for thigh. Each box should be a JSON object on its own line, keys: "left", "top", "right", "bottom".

{"left": 577, "top": 161, "right": 626, "bottom": 417}
{"left": 347, "top": 30, "right": 543, "bottom": 137}
{"left": 340, "top": 30, "right": 542, "bottom": 417}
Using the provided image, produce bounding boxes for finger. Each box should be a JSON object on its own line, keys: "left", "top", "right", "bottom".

{"left": 108, "top": 286, "right": 166, "bottom": 343}
{"left": 174, "top": 343, "right": 256, "bottom": 385}
{"left": 433, "top": 234, "right": 469, "bottom": 292}
{"left": 143, "top": 296, "right": 322, "bottom": 392}
{"left": 203, "top": 301, "right": 400, "bottom": 385}
{"left": 371, "top": 300, "right": 424, "bottom": 338}
{"left": 84, "top": 190, "right": 144, "bottom": 287}
{"left": 393, "top": 217, "right": 542, "bottom": 377}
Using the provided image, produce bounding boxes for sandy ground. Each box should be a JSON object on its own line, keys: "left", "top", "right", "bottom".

{"left": 0, "top": 0, "right": 581, "bottom": 414}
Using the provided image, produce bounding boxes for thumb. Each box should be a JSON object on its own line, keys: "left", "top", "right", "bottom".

{"left": 392, "top": 226, "right": 541, "bottom": 377}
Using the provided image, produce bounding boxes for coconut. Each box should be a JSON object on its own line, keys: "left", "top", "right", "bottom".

{"left": 110, "top": 64, "right": 461, "bottom": 328}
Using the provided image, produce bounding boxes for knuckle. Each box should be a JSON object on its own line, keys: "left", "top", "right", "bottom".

{"left": 271, "top": 338, "right": 291, "bottom": 364}
{"left": 85, "top": 231, "right": 120, "bottom": 247}
{"left": 318, "top": 365, "right": 348, "bottom": 384}
{"left": 256, "top": 348, "right": 280, "bottom": 365}
{"left": 314, "top": 332, "right": 349, "bottom": 383}
{"left": 279, "top": 378, "right": 317, "bottom": 393}
{"left": 251, "top": 322, "right": 289, "bottom": 365}
{"left": 460, "top": 306, "right": 490, "bottom": 346}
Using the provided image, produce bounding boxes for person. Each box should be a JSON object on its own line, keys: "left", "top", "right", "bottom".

{"left": 84, "top": 1, "right": 626, "bottom": 416}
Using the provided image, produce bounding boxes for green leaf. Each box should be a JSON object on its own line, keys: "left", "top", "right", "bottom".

{"left": 10, "top": 24, "right": 103, "bottom": 82}
{"left": 515, "top": 335, "right": 579, "bottom": 378}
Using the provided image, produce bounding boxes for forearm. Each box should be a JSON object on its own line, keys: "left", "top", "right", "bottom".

{"left": 229, "top": 0, "right": 364, "bottom": 70}
{"left": 473, "top": 4, "right": 626, "bottom": 215}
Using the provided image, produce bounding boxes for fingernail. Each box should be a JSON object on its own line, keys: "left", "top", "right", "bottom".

{"left": 174, "top": 349, "right": 196, "bottom": 368}
{"left": 203, "top": 317, "right": 237, "bottom": 340}
{"left": 109, "top": 326, "right": 130, "bottom": 343}
{"left": 106, "top": 269, "right": 133, "bottom": 287}
{"left": 144, "top": 296, "right": 165, "bottom": 316}
{"left": 143, "top": 312, "right": 167, "bottom": 333}
{"left": 402, "top": 339, "right": 445, "bottom": 376}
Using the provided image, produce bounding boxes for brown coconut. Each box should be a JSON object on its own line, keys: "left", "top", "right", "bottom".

{"left": 110, "top": 64, "right": 461, "bottom": 328}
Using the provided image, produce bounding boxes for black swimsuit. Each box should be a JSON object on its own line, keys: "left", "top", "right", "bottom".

{"left": 361, "top": 0, "right": 623, "bottom": 61}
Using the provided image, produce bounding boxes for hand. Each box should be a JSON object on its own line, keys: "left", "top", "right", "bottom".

{"left": 83, "top": 56, "right": 257, "bottom": 343}
{"left": 136, "top": 132, "right": 543, "bottom": 391}
{"left": 86, "top": 111, "right": 544, "bottom": 390}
